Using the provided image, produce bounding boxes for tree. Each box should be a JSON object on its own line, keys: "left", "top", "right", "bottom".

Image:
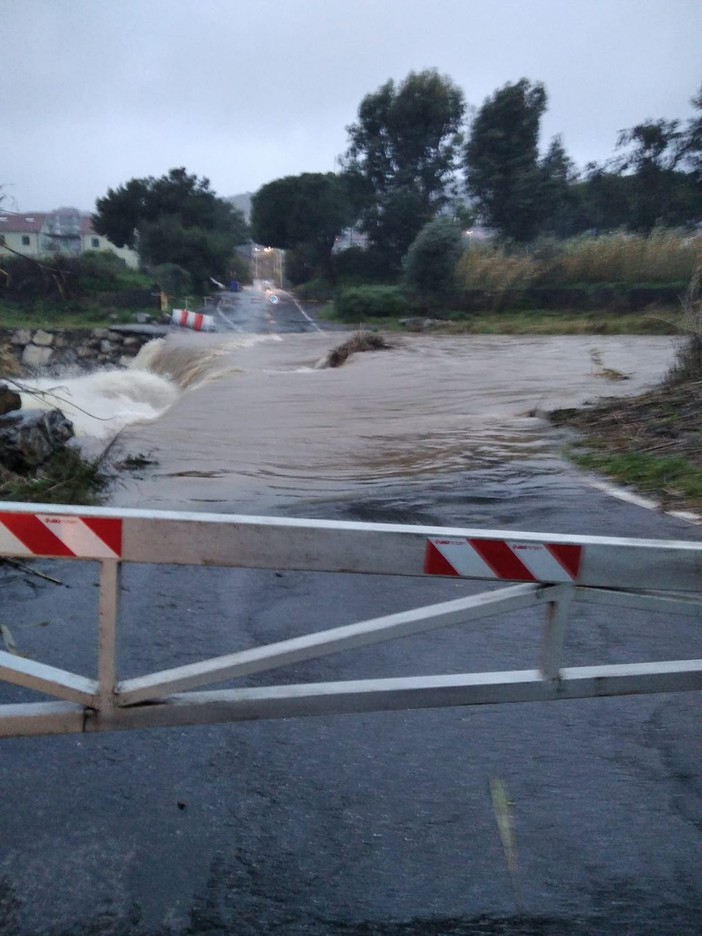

{"left": 137, "top": 215, "right": 235, "bottom": 292}
{"left": 92, "top": 177, "right": 150, "bottom": 249}
{"left": 616, "top": 119, "right": 684, "bottom": 176}
{"left": 681, "top": 84, "right": 702, "bottom": 181}
{"left": 343, "top": 69, "right": 466, "bottom": 273}
{"left": 403, "top": 216, "right": 464, "bottom": 299}
{"left": 464, "top": 78, "right": 547, "bottom": 241}
{"left": 251, "top": 172, "right": 353, "bottom": 280}
{"left": 606, "top": 89, "right": 702, "bottom": 232}
{"left": 613, "top": 119, "right": 686, "bottom": 231}
{"left": 539, "top": 136, "right": 582, "bottom": 237}
{"left": 93, "top": 168, "right": 249, "bottom": 290}
{"left": 576, "top": 164, "right": 637, "bottom": 232}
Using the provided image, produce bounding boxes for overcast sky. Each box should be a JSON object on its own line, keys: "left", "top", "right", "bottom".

{"left": 3, "top": 0, "right": 701, "bottom": 212}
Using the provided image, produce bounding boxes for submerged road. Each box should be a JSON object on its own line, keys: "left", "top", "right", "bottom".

{"left": 208, "top": 283, "right": 329, "bottom": 335}
{"left": 0, "top": 293, "right": 701, "bottom": 935}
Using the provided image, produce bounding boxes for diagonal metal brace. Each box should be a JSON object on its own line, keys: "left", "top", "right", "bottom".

{"left": 117, "top": 583, "right": 555, "bottom": 706}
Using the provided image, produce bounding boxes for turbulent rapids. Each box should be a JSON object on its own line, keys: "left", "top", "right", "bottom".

{"left": 15, "top": 331, "right": 678, "bottom": 513}
{"left": 17, "top": 333, "right": 281, "bottom": 440}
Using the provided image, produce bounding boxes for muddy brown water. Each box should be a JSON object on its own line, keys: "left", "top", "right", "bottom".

{"left": 94, "top": 331, "right": 679, "bottom": 514}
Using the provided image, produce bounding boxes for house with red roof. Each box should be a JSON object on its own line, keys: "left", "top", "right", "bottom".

{"left": 0, "top": 209, "right": 138, "bottom": 268}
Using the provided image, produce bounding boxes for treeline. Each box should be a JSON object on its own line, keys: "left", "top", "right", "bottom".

{"left": 331, "top": 227, "right": 700, "bottom": 321}
{"left": 251, "top": 71, "right": 702, "bottom": 285}
{"left": 17, "top": 70, "right": 698, "bottom": 306}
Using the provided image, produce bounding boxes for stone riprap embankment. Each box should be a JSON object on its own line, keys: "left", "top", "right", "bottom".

{"left": 0, "top": 324, "right": 169, "bottom": 373}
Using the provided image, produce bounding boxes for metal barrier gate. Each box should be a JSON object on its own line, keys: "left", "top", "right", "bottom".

{"left": 0, "top": 502, "right": 700, "bottom": 738}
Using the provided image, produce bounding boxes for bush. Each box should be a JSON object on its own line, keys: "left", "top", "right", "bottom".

{"left": 403, "top": 217, "right": 464, "bottom": 297}
{"left": 0, "top": 251, "right": 151, "bottom": 303}
{"left": 334, "top": 286, "right": 411, "bottom": 321}
{"left": 0, "top": 253, "right": 90, "bottom": 301}
{"left": 68, "top": 251, "right": 132, "bottom": 292}
{"left": 452, "top": 231, "right": 700, "bottom": 312}
{"left": 152, "top": 263, "right": 192, "bottom": 297}
{"left": 331, "top": 247, "right": 391, "bottom": 283}
{"left": 294, "top": 278, "right": 335, "bottom": 301}
{"left": 56, "top": 251, "right": 149, "bottom": 296}
{"left": 0, "top": 445, "right": 110, "bottom": 505}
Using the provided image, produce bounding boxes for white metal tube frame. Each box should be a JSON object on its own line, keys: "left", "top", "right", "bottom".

{"left": 0, "top": 502, "right": 700, "bottom": 738}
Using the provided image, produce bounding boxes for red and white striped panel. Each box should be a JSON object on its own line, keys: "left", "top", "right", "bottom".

{"left": 171, "top": 309, "right": 214, "bottom": 331}
{"left": 425, "top": 537, "right": 582, "bottom": 583}
{"left": 0, "top": 513, "right": 122, "bottom": 560}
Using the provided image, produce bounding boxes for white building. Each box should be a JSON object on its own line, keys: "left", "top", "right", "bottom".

{"left": 0, "top": 208, "right": 139, "bottom": 268}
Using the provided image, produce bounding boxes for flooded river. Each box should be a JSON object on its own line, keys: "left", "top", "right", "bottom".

{"left": 30, "top": 329, "right": 677, "bottom": 514}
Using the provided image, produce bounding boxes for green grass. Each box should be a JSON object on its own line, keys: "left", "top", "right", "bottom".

{"left": 442, "top": 309, "right": 682, "bottom": 335}
{"left": 570, "top": 449, "right": 702, "bottom": 509}
{"left": 0, "top": 301, "right": 154, "bottom": 329}
{"left": 317, "top": 306, "right": 684, "bottom": 335}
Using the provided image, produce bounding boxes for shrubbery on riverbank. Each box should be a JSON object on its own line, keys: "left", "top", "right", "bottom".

{"left": 452, "top": 230, "right": 698, "bottom": 314}
{"left": 325, "top": 230, "right": 700, "bottom": 323}
{"left": 0, "top": 445, "right": 110, "bottom": 505}
{"left": 0, "top": 251, "right": 157, "bottom": 327}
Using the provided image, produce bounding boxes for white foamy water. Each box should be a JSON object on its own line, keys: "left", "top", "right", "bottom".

{"left": 17, "top": 360, "right": 179, "bottom": 440}
{"left": 14, "top": 332, "right": 282, "bottom": 441}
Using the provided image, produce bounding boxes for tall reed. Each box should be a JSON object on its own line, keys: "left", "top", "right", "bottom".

{"left": 455, "top": 231, "right": 701, "bottom": 291}
{"left": 538, "top": 230, "right": 700, "bottom": 285}
{"left": 455, "top": 243, "right": 537, "bottom": 292}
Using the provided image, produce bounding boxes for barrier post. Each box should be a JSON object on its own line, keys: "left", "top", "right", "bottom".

{"left": 98, "top": 560, "right": 120, "bottom": 715}
{"left": 541, "top": 584, "right": 575, "bottom": 681}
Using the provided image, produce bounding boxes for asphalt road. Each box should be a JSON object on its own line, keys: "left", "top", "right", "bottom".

{"left": 208, "top": 285, "right": 332, "bottom": 335}
{"left": 0, "top": 295, "right": 701, "bottom": 935}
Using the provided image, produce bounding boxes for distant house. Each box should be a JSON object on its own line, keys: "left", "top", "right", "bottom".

{"left": 0, "top": 212, "right": 44, "bottom": 256}
{"left": 0, "top": 208, "right": 139, "bottom": 268}
{"left": 332, "top": 228, "right": 368, "bottom": 253}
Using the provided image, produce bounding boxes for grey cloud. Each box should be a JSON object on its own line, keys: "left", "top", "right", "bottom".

{"left": 3, "top": 0, "right": 700, "bottom": 210}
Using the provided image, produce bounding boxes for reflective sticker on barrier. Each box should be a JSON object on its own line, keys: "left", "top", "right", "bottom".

{"left": 424, "top": 537, "right": 582, "bottom": 583}
{"left": 0, "top": 513, "right": 122, "bottom": 559}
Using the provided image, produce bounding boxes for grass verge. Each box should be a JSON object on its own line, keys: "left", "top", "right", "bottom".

{"left": 551, "top": 378, "right": 702, "bottom": 514}
{"left": 570, "top": 448, "right": 702, "bottom": 511}
{"left": 0, "top": 302, "right": 154, "bottom": 329}
{"left": 550, "top": 273, "right": 702, "bottom": 515}
{"left": 316, "top": 307, "right": 685, "bottom": 335}
{"left": 440, "top": 309, "right": 683, "bottom": 335}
